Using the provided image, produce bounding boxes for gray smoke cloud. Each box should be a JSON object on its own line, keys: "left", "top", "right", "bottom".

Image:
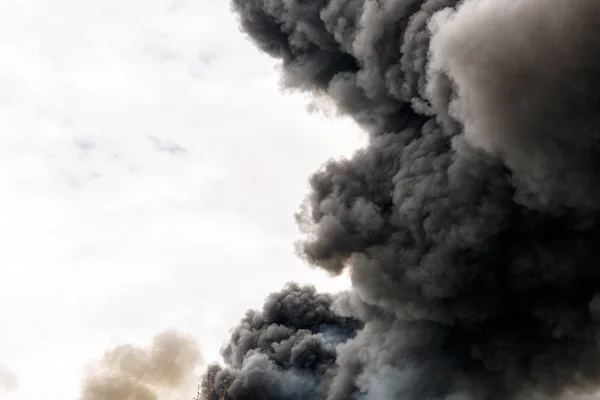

{"left": 81, "top": 330, "right": 201, "bottom": 400}
{"left": 201, "top": 0, "right": 600, "bottom": 399}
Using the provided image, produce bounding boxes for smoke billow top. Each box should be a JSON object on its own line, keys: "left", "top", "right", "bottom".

{"left": 200, "top": 0, "right": 600, "bottom": 398}
{"left": 81, "top": 331, "right": 201, "bottom": 400}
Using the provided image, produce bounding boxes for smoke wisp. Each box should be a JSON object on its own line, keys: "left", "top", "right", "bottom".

{"left": 199, "top": 0, "right": 600, "bottom": 398}
{"left": 81, "top": 330, "right": 201, "bottom": 400}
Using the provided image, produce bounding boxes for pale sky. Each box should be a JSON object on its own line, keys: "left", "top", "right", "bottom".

{"left": 0, "top": 1, "right": 364, "bottom": 399}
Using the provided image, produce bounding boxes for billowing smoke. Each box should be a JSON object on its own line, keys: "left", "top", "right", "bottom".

{"left": 81, "top": 330, "right": 201, "bottom": 400}
{"left": 201, "top": 0, "right": 600, "bottom": 399}
{"left": 201, "top": 283, "right": 361, "bottom": 399}
{"left": 428, "top": 0, "right": 600, "bottom": 211}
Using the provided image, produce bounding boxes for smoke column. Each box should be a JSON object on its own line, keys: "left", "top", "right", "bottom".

{"left": 202, "top": 0, "right": 600, "bottom": 399}
{"left": 81, "top": 330, "right": 201, "bottom": 400}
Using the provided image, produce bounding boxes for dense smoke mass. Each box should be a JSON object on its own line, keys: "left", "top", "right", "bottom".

{"left": 202, "top": 0, "right": 600, "bottom": 399}
{"left": 81, "top": 331, "right": 201, "bottom": 400}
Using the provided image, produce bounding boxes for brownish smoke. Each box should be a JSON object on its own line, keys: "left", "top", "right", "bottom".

{"left": 81, "top": 330, "right": 202, "bottom": 400}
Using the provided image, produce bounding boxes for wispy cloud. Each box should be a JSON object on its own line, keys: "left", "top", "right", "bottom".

{"left": 148, "top": 136, "right": 187, "bottom": 156}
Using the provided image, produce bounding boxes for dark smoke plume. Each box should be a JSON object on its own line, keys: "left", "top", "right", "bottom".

{"left": 202, "top": 0, "right": 600, "bottom": 399}
{"left": 81, "top": 330, "right": 201, "bottom": 400}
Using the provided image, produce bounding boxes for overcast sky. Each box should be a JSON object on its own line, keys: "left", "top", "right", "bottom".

{"left": 0, "top": 1, "right": 364, "bottom": 399}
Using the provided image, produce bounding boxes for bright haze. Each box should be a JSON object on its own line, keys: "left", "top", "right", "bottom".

{"left": 0, "top": 1, "right": 362, "bottom": 400}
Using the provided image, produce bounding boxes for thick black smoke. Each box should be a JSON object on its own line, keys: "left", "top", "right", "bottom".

{"left": 201, "top": 283, "right": 361, "bottom": 399}
{"left": 203, "top": 0, "right": 600, "bottom": 399}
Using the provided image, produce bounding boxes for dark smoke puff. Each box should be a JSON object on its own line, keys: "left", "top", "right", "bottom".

{"left": 231, "top": 0, "right": 359, "bottom": 88}
{"left": 300, "top": 123, "right": 513, "bottom": 319}
{"left": 232, "top": 0, "right": 451, "bottom": 134}
{"left": 201, "top": 284, "right": 361, "bottom": 399}
{"left": 428, "top": 0, "right": 600, "bottom": 210}
{"left": 222, "top": 283, "right": 360, "bottom": 367}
